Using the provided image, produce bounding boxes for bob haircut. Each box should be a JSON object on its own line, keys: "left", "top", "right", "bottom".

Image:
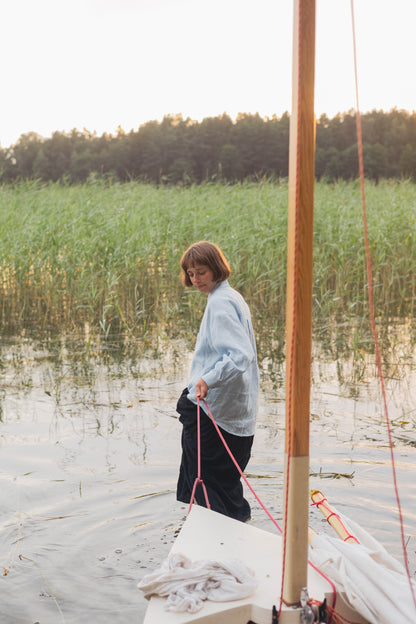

{"left": 180, "top": 241, "right": 231, "bottom": 287}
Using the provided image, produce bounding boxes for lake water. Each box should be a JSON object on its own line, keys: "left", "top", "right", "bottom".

{"left": 0, "top": 331, "right": 415, "bottom": 623}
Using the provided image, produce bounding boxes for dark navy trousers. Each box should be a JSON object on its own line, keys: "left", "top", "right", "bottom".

{"left": 176, "top": 388, "right": 253, "bottom": 522}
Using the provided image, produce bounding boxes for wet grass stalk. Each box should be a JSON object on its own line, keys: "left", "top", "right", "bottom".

{"left": 0, "top": 179, "right": 415, "bottom": 341}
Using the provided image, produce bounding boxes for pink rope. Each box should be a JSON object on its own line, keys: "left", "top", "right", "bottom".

{"left": 187, "top": 398, "right": 210, "bottom": 514}
{"left": 201, "top": 398, "right": 343, "bottom": 620}
{"left": 351, "top": 0, "right": 416, "bottom": 611}
{"left": 201, "top": 398, "right": 282, "bottom": 532}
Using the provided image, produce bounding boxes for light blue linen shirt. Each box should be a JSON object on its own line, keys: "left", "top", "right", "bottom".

{"left": 187, "top": 280, "right": 259, "bottom": 436}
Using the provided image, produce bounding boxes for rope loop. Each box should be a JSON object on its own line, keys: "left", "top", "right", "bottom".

{"left": 187, "top": 397, "right": 211, "bottom": 514}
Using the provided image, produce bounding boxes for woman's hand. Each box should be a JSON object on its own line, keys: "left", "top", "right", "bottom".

{"left": 195, "top": 378, "right": 208, "bottom": 399}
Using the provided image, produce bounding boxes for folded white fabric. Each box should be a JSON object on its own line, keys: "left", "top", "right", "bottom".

{"left": 309, "top": 513, "right": 416, "bottom": 624}
{"left": 138, "top": 552, "right": 257, "bottom": 613}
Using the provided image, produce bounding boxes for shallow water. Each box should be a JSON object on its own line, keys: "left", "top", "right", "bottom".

{"left": 0, "top": 333, "right": 415, "bottom": 623}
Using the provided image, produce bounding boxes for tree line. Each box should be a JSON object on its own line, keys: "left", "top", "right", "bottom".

{"left": 1, "top": 108, "right": 416, "bottom": 185}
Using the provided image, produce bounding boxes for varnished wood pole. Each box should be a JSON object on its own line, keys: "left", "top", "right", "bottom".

{"left": 310, "top": 490, "right": 360, "bottom": 544}
{"left": 282, "top": 0, "right": 316, "bottom": 606}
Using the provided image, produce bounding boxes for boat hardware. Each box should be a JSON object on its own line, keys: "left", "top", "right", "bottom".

{"left": 300, "top": 588, "right": 314, "bottom": 624}
{"left": 317, "top": 598, "right": 328, "bottom": 623}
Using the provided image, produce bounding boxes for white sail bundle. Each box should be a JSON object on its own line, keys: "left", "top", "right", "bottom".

{"left": 309, "top": 514, "right": 416, "bottom": 624}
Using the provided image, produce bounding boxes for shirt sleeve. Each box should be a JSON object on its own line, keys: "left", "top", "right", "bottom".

{"left": 201, "top": 297, "right": 256, "bottom": 389}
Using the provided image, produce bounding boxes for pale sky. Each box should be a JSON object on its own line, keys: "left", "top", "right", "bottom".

{"left": 1, "top": 0, "right": 415, "bottom": 148}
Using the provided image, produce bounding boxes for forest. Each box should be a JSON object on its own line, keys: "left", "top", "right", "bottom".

{"left": 1, "top": 108, "right": 416, "bottom": 185}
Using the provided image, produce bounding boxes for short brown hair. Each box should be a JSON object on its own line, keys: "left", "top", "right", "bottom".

{"left": 180, "top": 241, "right": 231, "bottom": 287}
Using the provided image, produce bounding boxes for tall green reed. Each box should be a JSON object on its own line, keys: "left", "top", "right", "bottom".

{"left": 0, "top": 179, "right": 414, "bottom": 347}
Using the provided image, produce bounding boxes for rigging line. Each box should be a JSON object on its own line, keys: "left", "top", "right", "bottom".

{"left": 201, "top": 399, "right": 283, "bottom": 533}
{"left": 187, "top": 398, "right": 210, "bottom": 514}
{"left": 201, "top": 398, "right": 344, "bottom": 621}
{"left": 350, "top": 0, "right": 416, "bottom": 612}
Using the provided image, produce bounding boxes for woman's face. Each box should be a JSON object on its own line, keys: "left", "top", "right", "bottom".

{"left": 186, "top": 264, "right": 217, "bottom": 294}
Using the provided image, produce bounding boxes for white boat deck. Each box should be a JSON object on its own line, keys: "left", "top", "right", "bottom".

{"left": 143, "top": 506, "right": 367, "bottom": 623}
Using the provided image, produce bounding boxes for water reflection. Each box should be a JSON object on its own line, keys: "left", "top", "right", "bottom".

{"left": 0, "top": 325, "right": 415, "bottom": 623}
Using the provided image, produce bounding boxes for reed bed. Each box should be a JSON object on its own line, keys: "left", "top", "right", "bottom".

{"left": 0, "top": 179, "right": 415, "bottom": 347}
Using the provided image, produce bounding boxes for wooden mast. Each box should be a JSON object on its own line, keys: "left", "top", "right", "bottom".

{"left": 282, "top": 0, "right": 316, "bottom": 606}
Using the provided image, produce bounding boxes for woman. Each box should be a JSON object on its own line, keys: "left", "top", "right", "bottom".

{"left": 176, "top": 241, "right": 259, "bottom": 522}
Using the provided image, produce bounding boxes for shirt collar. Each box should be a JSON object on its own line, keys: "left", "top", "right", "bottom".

{"left": 209, "top": 280, "right": 228, "bottom": 296}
